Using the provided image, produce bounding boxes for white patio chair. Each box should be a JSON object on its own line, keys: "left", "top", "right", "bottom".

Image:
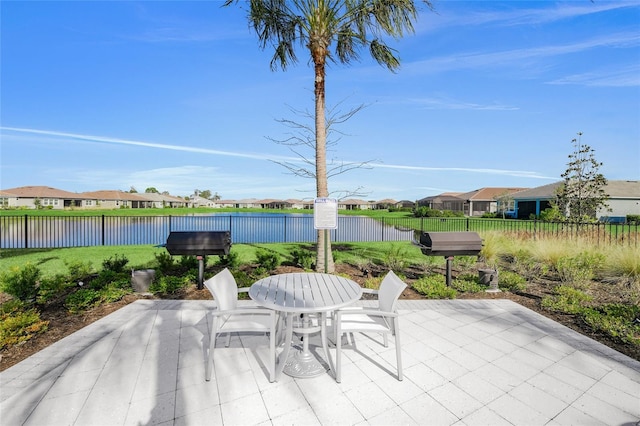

{"left": 333, "top": 270, "right": 407, "bottom": 383}
{"left": 204, "top": 268, "right": 277, "bottom": 382}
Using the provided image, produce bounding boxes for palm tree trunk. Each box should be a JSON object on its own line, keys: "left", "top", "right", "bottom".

{"left": 314, "top": 53, "right": 334, "bottom": 273}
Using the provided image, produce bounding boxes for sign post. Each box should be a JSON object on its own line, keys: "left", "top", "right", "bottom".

{"left": 313, "top": 198, "right": 338, "bottom": 273}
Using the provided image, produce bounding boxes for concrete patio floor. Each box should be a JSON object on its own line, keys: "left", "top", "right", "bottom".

{"left": 1, "top": 299, "right": 639, "bottom": 426}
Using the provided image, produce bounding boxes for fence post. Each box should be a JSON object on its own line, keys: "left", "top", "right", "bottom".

{"left": 381, "top": 218, "right": 385, "bottom": 241}
{"left": 101, "top": 215, "right": 105, "bottom": 246}
{"left": 284, "top": 215, "right": 287, "bottom": 243}
{"left": 24, "top": 214, "right": 29, "bottom": 249}
{"left": 466, "top": 217, "right": 470, "bottom": 231}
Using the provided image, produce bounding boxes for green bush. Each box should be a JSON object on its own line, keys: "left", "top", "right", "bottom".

{"left": 149, "top": 275, "right": 189, "bottom": 295}
{"left": 37, "top": 274, "right": 73, "bottom": 304}
{"left": 102, "top": 254, "right": 129, "bottom": 273}
{"left": 290, "top": 248, "right": 314, "bottom": 270}
{"left": 255, "top": 249, "right": 281, "bottom": 272}
{"left": 65, "top": 289, "right": 101, "bottom": 314}
{"left": 451, "top": 274, "right": 486, "bottom": 293}
{"left": 100, "top": 285, "right": 130, "bottom": 303}
{"left": 363, "top": 276, "right": 383, "bottom": 291}
{"left": 64, "top": 259, "right": 94, "bottom": 281}
{"left": 0, "top": 263, "right": 41, "bottom": 303}
{"left": 154, "top": 251, "right": 175, "bottom": 273}
{"left": 0, "top": 307, "right": 49, "bottom": 350}
{"left": 627, "top": 214, "right": 640, "bottom": 225}
{"left": 556, "top": 252, "right": 604, "bottom": 286}
{"left": 217, "top": 251, "right": 240, "bottom": 269}
{"left": 498, "top": 270, "right": 527, "bottom": 293}
{"left": 382, "top": 245, "right": 409, "bottom": 271}
{"left": 582, "top": 304, "right": 640, "bottom": 345}
{"left": 412, "top": 275, "right": 457, "bottom": 299}
{"left": 541, "top": 285, "right": 593, "bottom": 314}
{"left": 89, "top": 269, "right": 130, "bottom": 290}
{"left": 179, "top": 255, "right": 199, "bottom": 270}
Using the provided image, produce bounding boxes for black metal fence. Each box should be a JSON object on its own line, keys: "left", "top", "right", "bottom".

{"left": 1, "top": 214, "right": 638, "bottom": 249}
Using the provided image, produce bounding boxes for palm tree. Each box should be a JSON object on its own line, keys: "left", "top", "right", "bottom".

{"left": 224, "top": 0, "right": 433, "bottom": 273}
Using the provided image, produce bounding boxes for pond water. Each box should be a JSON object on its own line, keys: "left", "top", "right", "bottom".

{"left": 0, "top": 213, "right": 415, "bottom": 249}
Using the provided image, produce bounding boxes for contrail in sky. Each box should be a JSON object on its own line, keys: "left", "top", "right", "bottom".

{"left": 1, "top": 126, "right": 554, "bottom": 179}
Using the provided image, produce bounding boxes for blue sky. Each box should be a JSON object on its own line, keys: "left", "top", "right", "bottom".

{"left": 1, "top": 1, "right": 639, "bottom": 201}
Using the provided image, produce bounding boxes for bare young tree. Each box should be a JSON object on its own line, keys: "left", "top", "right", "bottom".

{"left": 267, "top": 103, "right": 373, "bottom": 200}
{"left": 553, "top": 132, "right": 609, "bottom": 223}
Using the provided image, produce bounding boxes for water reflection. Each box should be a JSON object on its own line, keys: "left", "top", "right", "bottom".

{"left": 0, "top": 213, "right": 415, "bottom": 249}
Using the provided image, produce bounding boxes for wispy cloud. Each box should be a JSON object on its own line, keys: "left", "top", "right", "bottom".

{"left": 408, "top": 96, "right": 519, "bottom": 111}
{"left": 418, "top": 2, "right": 637, "bottom": 32}
{"left": 547, "top": 64, "right": 640, "bottom": 87}
{"left": 368, "top": 162, "right": 555, "bottom": 180}
{"left": 406, "top": 32, "right": 640, "bottom": 75}
{"left": 0, "top": 126, "right": 296, "bottom": 162}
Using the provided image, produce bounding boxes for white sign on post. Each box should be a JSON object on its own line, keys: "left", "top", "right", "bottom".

{"left": 313, "top": 198, "right": 338, "bottom": 230}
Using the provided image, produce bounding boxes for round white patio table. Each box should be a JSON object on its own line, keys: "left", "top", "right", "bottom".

{"left": 249, "top": 272, "right": 362, "bottom": 379}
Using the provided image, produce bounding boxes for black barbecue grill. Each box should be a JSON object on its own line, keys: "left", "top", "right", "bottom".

{"left": 165, "top": 231, "right": 232, "bottom": 289}
{"left": 415, "top": 231, "right": 483, "bottom": 286}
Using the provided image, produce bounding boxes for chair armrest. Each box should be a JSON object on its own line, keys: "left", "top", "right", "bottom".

{"left": 211, "top": 307, "right": 275, "bottom": 316}
{"left": 361, "top": 288, "right": 378, "bottom": 295}
{"left": 336, "top": 309, "right": 398, "bottom": 319}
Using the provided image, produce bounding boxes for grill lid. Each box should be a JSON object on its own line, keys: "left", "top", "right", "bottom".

{"left": 165, "top": 231, "right": 231, "bottom": 256}
{"left": 418, "top": 231, "right": 482, "bottom": 256}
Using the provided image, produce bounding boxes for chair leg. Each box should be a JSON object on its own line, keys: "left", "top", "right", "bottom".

{"left": 269, "top": 314, "right": 276, "bottom": 383}
{"left": 394, "top": 319, "right": 403, "bottom": 381}
{"left": 335, "top": 322, "right": 342, "bottom": 383}
{"left": 206, "top": 315, "right": 218, "bottom": 381}
{"left": 320, "top": 312, "right": 335, "bottom": 377}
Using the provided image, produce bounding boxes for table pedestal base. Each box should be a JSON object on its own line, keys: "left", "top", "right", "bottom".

{"left": 282, "top": 344, "right": 327, "bottom": 378}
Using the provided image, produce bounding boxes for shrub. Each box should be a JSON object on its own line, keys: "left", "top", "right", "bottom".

{"left": 556, "top": 251, "right": 604, "bottom": 286}
{"left": 541, "top": 285, "right": 593, "bottom": 314}
{"left": 179, "top": 255, "right": 199, "bottom": 270}
{"left": 451, "top": 274, "right": 486, "bottom": 293}
{"left": 65, "top": 289, "right": 101, "bottom": 314}
{"left": 64, "top": 259, "right": 94, "bottom": 281}
{"left": 412, "top": 275, "right": 457, "bottom": 299}
{"left": 498, "top": 270, "right": 527, "bottom": 293}
{"left": 100, "top": 285, "right": 130, "bottom": 303}
{"left": 89, "top": 269, "right": 124, "bottom": 290}
{"left": 154, "top": 251, "right": 175, "bottom": 273}
{"left": 582, "top": 304, "right": 640, "bottom": 346}
{"left": 149, "top": 275, "right": 189, "bottom": 295}
{"left": 0, "top": 263, "right": 41, "bottom": 303}
{"left": 382, "top": 244, "right": 409, "bottom": 271}
{"left": 290, "top": 248, "right": 314, "bottom": 270}
{"left": 0, "top": 307, "right": 49, "bottom": 350}
{"left": 102, "top": 254, "right": 129, "bottom": 273}
{"left": 217, "top": 251, "right": 240, "bottom": 269}
{"left": 255, "top": 249, "right": 281, "bottom": 272}
{"left": 627, "top": 214, "right": 640, "bottom": 225}
{"left": 363, "top": 276, "right": 383, "bottom": 291}
{"left": 37, "top": 274, "right": 72, "bottom": 305}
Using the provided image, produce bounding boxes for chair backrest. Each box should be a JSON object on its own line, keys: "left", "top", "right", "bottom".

{"left": 204, "top": 268, "right": 238, "bottom": 311}
{"left": 378, "top": 270, "right": 407, "bottom": 313}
